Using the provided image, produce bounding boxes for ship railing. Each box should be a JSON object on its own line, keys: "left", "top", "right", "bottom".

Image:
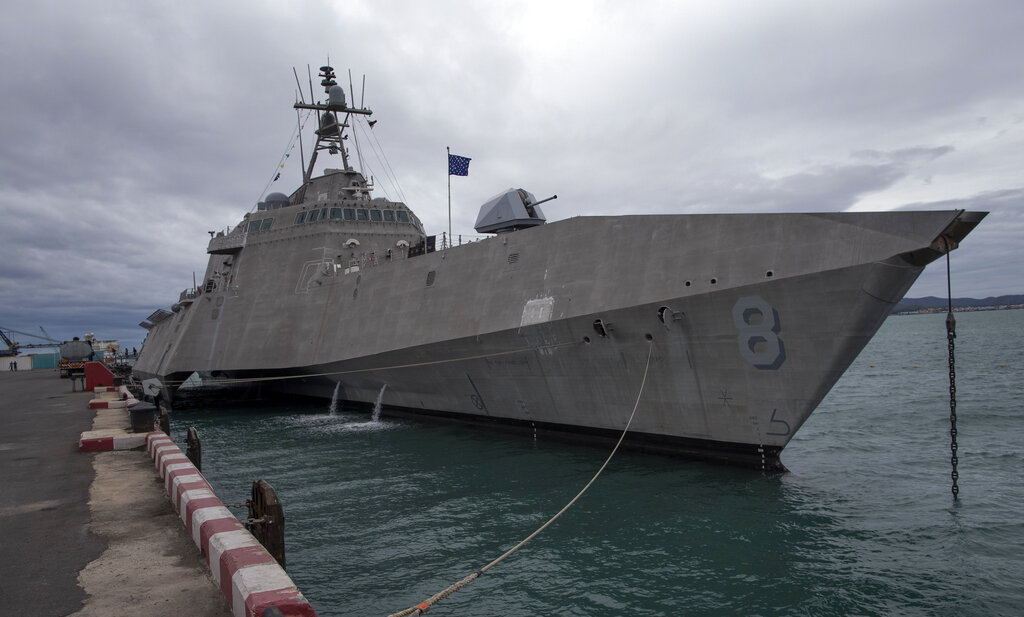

{"left": 439, "top": 231, "right": 489, "bottom": 248}
{"left": 207, "top": 226, "right": 244, "bottom": 254}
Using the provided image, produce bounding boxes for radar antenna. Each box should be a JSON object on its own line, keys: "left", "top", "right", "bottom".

{"left": 294, "top": 65, "right": 373, "bottom": 184}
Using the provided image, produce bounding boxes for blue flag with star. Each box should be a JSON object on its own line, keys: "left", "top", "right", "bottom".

{"left": 448, "top": 154, "right": 471, "bottom": 176}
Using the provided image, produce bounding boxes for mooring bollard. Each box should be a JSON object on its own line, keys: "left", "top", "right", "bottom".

{"left": 158, "top": 407, "right": 171, "bottom": 435}
{"left": 127, "top": 402, "right": 156, "bottom": 433}
{"left": 186, "top": 426, "right": 201, "bottom": 471}
{"left": 246, "top": 479, "right": 286, "bottom": 569}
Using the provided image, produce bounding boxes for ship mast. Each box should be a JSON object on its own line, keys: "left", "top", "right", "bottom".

{"left": 294, "top": 65, "right": 373, "bottom": 184}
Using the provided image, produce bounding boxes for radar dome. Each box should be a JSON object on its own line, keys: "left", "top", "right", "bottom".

{"left": 328, "top": 84, "right": 347, "bottom": 109}
{"left": 264, "top": 193, "right": 290, "bottom": 209}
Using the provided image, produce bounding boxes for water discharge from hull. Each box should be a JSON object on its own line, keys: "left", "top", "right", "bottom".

{"left": 372, "top": 384, "right": 387, "bottom": 423}
{"left": 328, "top": 382, "right": 342, "bottom": 415}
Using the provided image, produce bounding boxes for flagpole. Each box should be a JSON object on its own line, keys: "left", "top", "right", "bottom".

{"left": 446, "top": 146, "right": 452, "bottom": 249}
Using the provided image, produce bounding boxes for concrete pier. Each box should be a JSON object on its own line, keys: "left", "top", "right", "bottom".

{"left": 0, "top": 369, "right": 230, "bottom": 616}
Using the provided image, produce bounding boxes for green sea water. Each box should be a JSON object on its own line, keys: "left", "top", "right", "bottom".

{"left": 172, "top": 309, "right": 1023, "bottom": 616}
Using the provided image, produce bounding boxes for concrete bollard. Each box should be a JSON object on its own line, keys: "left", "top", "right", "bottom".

{"left": 128, "top": 402, "right": 156, "bottom": 433}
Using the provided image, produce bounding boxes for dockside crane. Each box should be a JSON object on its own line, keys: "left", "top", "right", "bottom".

{"left": 0, "top": 326, "right": 62, "bottom": 356}
{"left": 1, "top": 329, "right": 16, "bottom": 357}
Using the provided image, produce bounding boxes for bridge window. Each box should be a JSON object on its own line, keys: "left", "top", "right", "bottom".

{"left": 308, "top": 209, "right": 320, "bottom": 223}
{"left": 247, "top": 218, "right": 274, "bottom": 232}
{"left": 397, "top": 211, "right": 410, "bottom": 223}
{"left": 330, "top": 207, "right": 343, "bottom": 221}
{"left": 370, "top": 209, "right": 383, "bottom": 222}
{"left": 357, "top": 209, "right": 369, "bottom": 221}
{"left": 383, "top": 210, "right": 395, "bottom": 222}
{"left": 294, "top": 212, "right": 306, "bottom": 224}
{"left": 344, "top": 208, "right": 355, "bottom": 220}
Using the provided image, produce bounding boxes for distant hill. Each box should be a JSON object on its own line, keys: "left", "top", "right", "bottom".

{"left": 893, "top": 295, "right": 1024, "bottom": 314}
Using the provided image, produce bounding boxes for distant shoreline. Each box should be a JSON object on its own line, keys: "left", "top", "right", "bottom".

{"left": 894, "top": 304, "right": 1023, "bottom": 315}
{"left": 891, "top": 294, "right": 1024, "bottom": 315}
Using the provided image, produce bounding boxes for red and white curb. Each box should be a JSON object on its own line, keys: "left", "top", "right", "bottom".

{"left": 78, "top": 385, "right": 149, "bottom": 452}
{"left": 88, "top": 385, "right": 139, "bottom": 409}
{"left": 78, "top": 430, "right": 152, "bottom": 452}
{"left": 146, "top": 433, "right": 317, "bottom": 617}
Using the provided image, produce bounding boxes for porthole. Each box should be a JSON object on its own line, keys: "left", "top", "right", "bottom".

{"left": 710, "top": 277, "right": 718, "bottom": 285}
{"left": 766, "top": 270, "right": 774, "bottom": 278}
{"left": 645, "top": 333, "right": 654, "bottom": 341}
{"left": 685, "top": 280, "right": 692, "bottom": 287}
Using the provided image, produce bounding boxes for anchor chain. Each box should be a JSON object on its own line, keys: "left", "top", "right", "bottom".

{"left": 946, "top": 311, "right": 959, "bottom": 499}
{"left": 944, "top": 242, "right": 959, "bottom": 500}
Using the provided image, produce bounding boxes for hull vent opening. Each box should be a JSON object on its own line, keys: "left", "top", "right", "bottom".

{"left": 593, "top": 319, "right": 612, "bottom": 337}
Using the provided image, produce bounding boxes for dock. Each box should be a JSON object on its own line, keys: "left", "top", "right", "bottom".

{"left": 0, "top": 368, "right": 310, "bottom": 616}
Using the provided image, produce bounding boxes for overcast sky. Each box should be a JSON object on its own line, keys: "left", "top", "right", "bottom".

{"left": 1, "top": 0, "right": 1021, "bottom": 351}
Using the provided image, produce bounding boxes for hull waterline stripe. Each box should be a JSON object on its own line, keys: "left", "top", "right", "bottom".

{"left": 156, "top": 339, "right": 583, "bottom": 388}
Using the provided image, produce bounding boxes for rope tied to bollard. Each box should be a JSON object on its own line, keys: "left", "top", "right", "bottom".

{"left": 386, "top": 340, "right": 655, "bottom": 617}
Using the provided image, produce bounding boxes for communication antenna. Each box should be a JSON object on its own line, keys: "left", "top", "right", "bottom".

{"left": 293, "top": 67, "right": 309, "bottom": 182}
{"left": 307, "top": 64, "right": 315, "bottom": 106}
{"left": 292, "top": 67, "right": 307, "bottom": 104}
{"left": 349, "top": 69, "right": 366, "bottom": 173}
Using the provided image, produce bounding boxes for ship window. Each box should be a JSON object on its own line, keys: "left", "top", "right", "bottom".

{"left": 321, "top": 208, "right": 329, "bottom": 221}
{"left": 260, "top": 218, "right": 273, "bottom": 231}
{"left": 308, "top": 209, "right": 320, "bottom": 223}
{"left": 383, "top": 210, "right": 395, "bottom": 222}
{"left": 357, "top": 209, "right": 369, "bottom": 221}
{"left": 397, "top": 211, "right": 410, "bottom": 223}
{"left": 247, "top": 220, "right": 262, "bottom": 232}
{"left": 294, "top": 212, "right": 306, "bottom": 225}
{"left": 370, "top": 209, "right": 383, "bottom": 222}
{"left": 344, "top": 208, "right": 356, "bottom": 220}
{"left": 330, "top": 207, "right": 343, "bottom": 221}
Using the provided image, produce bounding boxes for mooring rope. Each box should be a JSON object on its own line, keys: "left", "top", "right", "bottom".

{"left": 385, "top": 340, "right": 655, "bottom": 617}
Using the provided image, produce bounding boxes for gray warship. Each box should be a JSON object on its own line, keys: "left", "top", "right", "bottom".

{"left": 133, "top": 64, "right": 986, "bottom": 470}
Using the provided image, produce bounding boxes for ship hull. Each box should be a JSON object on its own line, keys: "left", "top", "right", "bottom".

{"left": 134, "top": 210, "right": 984, "bottom": 468}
